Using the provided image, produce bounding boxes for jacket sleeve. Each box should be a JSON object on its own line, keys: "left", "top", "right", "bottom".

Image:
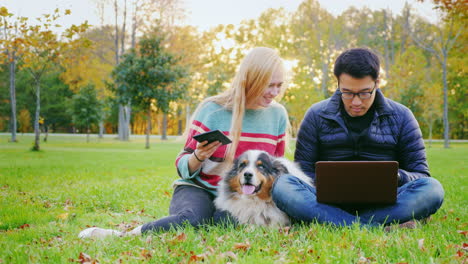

{"left": 294, "top": 107, "right": 319, "bottom": 181}
{"left": 397, "top": 107, "right": 430, "bottom": 186}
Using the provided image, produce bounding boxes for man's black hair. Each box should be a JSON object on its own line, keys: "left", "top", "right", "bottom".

{"left": 333, "top": 48, "right": 380, "bottom": 81}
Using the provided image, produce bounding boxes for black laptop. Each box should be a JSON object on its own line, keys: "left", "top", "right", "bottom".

{"left": 315, "top": 161, "right": 398, "bottom": 205}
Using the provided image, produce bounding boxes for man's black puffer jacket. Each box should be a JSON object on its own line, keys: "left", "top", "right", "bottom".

{"left": 295, "top": 88, "right": 430, "bottom": 187}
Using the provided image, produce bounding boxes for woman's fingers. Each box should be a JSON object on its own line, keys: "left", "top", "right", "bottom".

{"left": 195, "top": 141, "right": 222, "bottom": 160}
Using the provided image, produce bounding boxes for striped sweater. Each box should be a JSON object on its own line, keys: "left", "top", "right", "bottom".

{"left": 174, "top": 101, "right": 288, "bottom": 195}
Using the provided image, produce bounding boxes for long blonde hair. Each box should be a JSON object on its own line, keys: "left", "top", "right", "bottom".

{"left": 187, "top": 47, "right": 288, "bottom": 163}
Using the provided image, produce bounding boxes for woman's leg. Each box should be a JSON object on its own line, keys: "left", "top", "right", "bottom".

{"left": 141, "top": 185, "right": 216, "bottom": 234}
{"left": 79, "top": 185, "right": 215, "bottom": 238}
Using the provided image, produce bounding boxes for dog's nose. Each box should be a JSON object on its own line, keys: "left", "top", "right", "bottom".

{"left": 244, "top": 171, "right": 253, "bottom": 181}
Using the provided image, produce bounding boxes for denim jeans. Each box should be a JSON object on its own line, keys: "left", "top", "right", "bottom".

{"left": 272, "top": 174, "right": 444, "bottom": 226}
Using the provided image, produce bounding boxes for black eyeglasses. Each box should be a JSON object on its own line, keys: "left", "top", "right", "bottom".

{"left": 338, "top": 82, "right": 377, "bottom": 100}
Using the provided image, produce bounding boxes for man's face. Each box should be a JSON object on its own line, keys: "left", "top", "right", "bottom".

{"left": 338, "top": 73, "right": 378, "bottom": 117}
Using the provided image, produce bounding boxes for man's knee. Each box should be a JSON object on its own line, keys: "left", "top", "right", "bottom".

{"left": 422, "top": 177, "right": 445, "bottom": 208}
{"left": 272, "top": 174, "right": 298, "bottom": 202}
{"left": 407, "top": 177, "right": 445, "bottom": 217}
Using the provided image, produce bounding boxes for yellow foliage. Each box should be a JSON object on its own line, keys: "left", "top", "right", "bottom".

{"left": 18, "top": 109, "right": 31, "bottom": 133}
{"left": 0, "top": 7, "right": 10, "bottom": 17}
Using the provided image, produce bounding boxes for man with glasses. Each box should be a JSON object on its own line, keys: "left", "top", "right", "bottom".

{"left": 272, "top": 48, "right": 444, "bottom": 229}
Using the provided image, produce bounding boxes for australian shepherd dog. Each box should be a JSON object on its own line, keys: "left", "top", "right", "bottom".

{"left": 214, "top": 150, "right": 314, "bottom": 227}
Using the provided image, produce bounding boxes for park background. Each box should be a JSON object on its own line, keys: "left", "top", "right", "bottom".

{"left": 1, "top": 0, "right": 466, "bottom": 149}
{"left": 0, "top": 0, "right": 467, "bottom": 263}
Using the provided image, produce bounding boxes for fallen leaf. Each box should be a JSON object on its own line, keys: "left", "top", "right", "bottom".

{"left": 279, "top": 226, "right": 291, "bottom": 235}
{"left": 418, "top": 239, "right": 425, "bottom": 251}
{"left": 146, "top": 235, "right": 153, "bottom": 244}
{"left": 77, "top": 252, "right": 99, "bottom": 264}
{"left": 233, "top": 241, "right": 251, "bottom": 251}
{"left": 140, "top": 249, "right": 152, "bottom": 260}
{"left": 188, "top": 253, "right": 205, "bottom": 263}
{"left": 220, "top": 251, "right": 237, "bottom": 260}
{"left": 19, "top": 224, "right": 30, "bottom": 229}
{"left": 206, "top": 246, "right": 215, "bottom": 254}
{"left": 457, "top": 230, "right": 467, "bottom": 236}
{"left": 163, "top": 191, "right": 171, "bottom": 197}
{"left": 173, "top": 232, "right": 187, "bottom": 242}
{"left": 357, "top": 256, "right": 370, "bottom": 263}
{"left": 57, "top": 213, "right": 69, "bottom": 220}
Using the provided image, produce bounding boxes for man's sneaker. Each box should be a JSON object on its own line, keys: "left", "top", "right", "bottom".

{"left": 384, "top": 220, "right": 417, "bottom": 232}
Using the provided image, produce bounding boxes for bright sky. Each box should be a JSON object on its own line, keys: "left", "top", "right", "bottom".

{"left": 3, "top": 0, "right": 438, "bottom": 31}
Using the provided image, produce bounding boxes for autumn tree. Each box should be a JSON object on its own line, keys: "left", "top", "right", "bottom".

{"left": 0, "top": 7, "right": 28, "bottom": 142}
{"left": 60, "top": 26, "right": 114, "bottom": 138}
{"left": 93, "top": 0, "right": 186, "bottom": 141}
{"left": 409, "top": 0, "right": 466, "bottom": 147}
{"left": 19, "top": 9, "right": 89, "bottom": 151}
{"left": 112, "top": 36, "right": 187, "bottom": 148}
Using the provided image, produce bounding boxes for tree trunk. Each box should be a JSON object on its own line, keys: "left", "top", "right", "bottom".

{"left": 428, "top": 122, "right": 433, "bottom": 148}
{"left": 161, "top": 113, "right": 167, "bottom": 140}
{"left": 125, "top": 104, "right": 131, "bottom": 140}
{"left": 177, "top": 107, "right": 182, "bottom": 135}
{"left": 118, "top": 104, "right": 124, "bottom": 140}
{"left": 120, "top": 0, "right": 127, "bottom": 56}
{"left": 131, "top": 0, "right": 138, "bottom": 49}
{"left": 186, "top": 104, "right": 191, "bottom": 131}
{"left": 43, "top": 123, "right": 48, "bottom": 142}
{"left": 442, "top": 50, "right": 450, "bottom": 148}
{"left": 114, "top": 0, "right": 120, "bottom": 65}
{"left": 33, "top": 78, "right": 41, "bottom": 151}
{"left": 118, "top": 104, "right": 131, "bottom": 141}
{"left": 98, "top": 121, "right": 104, "bottom": 138}
{"left": 146, "top": 108, "right": 151, "bottom": 149}
{"left": 9, "top": 53, "right": 17, "bottom": 143}
{"left": 87, "top": 125, "right": 90, "bottom": 143}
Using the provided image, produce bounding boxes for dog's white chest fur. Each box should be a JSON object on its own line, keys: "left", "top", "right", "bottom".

{"left": 215, "top": 187, "right": 291, "bottom": 226}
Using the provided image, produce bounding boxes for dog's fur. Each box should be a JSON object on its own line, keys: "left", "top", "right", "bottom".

{"left": 214, "top": 150, "right": 314, "bottom": 227}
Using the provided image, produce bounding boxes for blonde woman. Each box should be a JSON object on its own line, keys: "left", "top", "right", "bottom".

{"left": 79, "top": 47, "right": 290, "bottom": 238}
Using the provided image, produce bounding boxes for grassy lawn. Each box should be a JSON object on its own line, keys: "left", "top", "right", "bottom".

{"left": 0, "top": 134, "right": 467, "bottom": 263}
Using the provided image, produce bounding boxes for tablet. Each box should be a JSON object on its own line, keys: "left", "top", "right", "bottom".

{"left": 193, "top": 130, "right": 232, "bottom": 146}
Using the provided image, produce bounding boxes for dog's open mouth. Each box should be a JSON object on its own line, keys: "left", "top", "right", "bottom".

{"left": 241, "top": 183, "right": 261, "bottom": 195}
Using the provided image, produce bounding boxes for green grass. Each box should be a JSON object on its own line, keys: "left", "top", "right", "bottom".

{"left": 0, "top": 134, "right": 467, "bottom": 263}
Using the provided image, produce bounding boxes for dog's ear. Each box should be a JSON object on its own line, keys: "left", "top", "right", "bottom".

{"left": 226, "top": 153, "right": 246, "bottom": 179}
{"left": 272, "top": 159, "right": 289, "bottom": 176}
{"left": 225, "top": 158, "right": 240, "bottom": 179}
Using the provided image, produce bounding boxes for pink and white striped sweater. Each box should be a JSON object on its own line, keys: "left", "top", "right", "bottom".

{"left": 174, "top": 101, "right": 288, "bottom": 195}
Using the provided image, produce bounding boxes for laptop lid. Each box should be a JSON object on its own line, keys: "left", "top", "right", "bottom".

{"left": 315, "top": 161, "right": 398, "bottom": 205}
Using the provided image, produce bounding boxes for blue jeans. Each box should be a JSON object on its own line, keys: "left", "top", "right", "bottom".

{"left": 272, "top": 175, "right": 444, "bottom": 226}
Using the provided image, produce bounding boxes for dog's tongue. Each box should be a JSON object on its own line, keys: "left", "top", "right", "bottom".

{"left": 242, "top": 184, "right": 256, "bottom": 195}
